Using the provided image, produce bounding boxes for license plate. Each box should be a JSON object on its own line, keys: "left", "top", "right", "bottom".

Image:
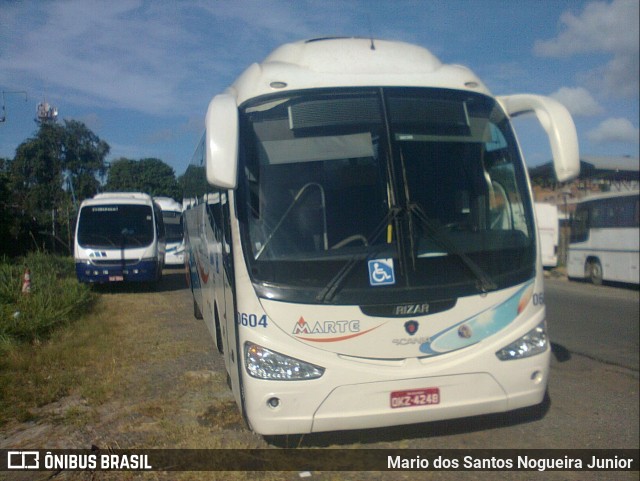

{"left": 390, "top": 388, "right": 440, "bottom": 409}
{"left": 109, "top": 275, "right": 124, "bottom": 282}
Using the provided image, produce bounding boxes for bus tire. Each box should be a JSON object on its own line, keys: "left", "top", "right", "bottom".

{"left": 587, "top": 259, "right": 603, "bottom": 286}
{"left": 214, "top": 306, "right": 224, "bottom": 354}
{"left": 193, "top": 297, "right": 203, "bottom": 319}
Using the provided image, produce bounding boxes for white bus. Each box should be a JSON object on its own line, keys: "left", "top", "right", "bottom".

{"left": 567, "top": 191, "right": 639, "bottom": 285}
{"left": 183, "top": 38, "right": 579, "bottom": 435}
{"left": 154, "top": 196, "right": 185, "bottom": 266}
{"left": 75, "top": 192, "right": 166, "bottom": 284}
{"left": 534, "top": 203, "right": 559, "bottom": 268}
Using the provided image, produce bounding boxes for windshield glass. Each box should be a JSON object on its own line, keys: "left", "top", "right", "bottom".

{"left": 238, "top": 88, "right": 535, "bottom": 304}
{"left": 163, "top": 211, "right": 183, "bottom": 243}
{"left": 77, "top": 204, "right": 155, "bottom": 248}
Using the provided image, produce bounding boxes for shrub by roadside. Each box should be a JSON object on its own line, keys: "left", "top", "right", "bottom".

{"left": 0, "top": 252, "right": 94, "bottom": 346}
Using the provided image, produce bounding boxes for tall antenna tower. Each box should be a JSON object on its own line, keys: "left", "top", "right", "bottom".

{"left": 35, "top": 97, "right": 58, "bottom": 124}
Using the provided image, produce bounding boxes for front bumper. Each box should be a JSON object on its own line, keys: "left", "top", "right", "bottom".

{"left": 243, "top": 347, "right": 550, "bottom": 435}
{"left": 75, "top": 259, "right": 159, "bottom": 283}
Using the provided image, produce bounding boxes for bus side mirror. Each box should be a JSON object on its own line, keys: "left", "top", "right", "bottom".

{"left": 498, "top": 94, "right": 580, "bottom": 182}
{"left": 205, "top": 94, "right": 239, "bottom": 189}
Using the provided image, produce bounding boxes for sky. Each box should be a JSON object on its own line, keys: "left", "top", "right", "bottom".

{"left": 1, "top": 0, "right": 638, "bottom": 178}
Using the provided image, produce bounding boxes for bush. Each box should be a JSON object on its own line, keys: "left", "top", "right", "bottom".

{"left": 0, "top": 252, "right": 94, "bottom": 344}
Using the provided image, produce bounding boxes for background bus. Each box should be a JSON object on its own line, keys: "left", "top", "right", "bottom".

{"left": 534, "top": 203, "right": 559, "bottom": 268}
{"left": 74, "top": 192, "right": 165, "bottom": 284}
{"left": 153, "top": 196, "right": 185, "bottom": 266}
{"left": 567, "top": 191, "right": 639, "bottom": 285}
{"left": 183, "top": 37, "right": 579, "bottom": 435}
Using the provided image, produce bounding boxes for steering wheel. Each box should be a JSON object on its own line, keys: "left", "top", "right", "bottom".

{"left": 331, "top": 234, "right": 368, "bottom": 249}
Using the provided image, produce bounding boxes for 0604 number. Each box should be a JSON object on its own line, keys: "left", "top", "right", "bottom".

{"left": 237, "top": 312, "right": 268, "bottom": 328}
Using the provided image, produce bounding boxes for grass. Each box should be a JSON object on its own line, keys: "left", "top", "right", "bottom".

{"left": 0, "top": 269, "right": 213, "bottom": 432}
{"left": 0, "top": 251, "right": 94, "bottom": 344}
{"left": 0, "top": 294, "right": 126, "bottom": 425}
{"left": 0, "top": 252, "right": 111, "bottom": 425}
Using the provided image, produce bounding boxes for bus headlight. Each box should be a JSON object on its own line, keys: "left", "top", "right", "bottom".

{"left": 495, "top": 321, "right": 548, "bottom": 361}
{"left": 244, "top": 342, "right": 325, "bottom": 380}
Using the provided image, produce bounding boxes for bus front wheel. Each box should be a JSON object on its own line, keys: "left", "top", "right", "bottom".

{"left": 193, "top": 297, "right": 203, "bottom": 319}
{"left": 586, "top": 259, "right": 603, "bottom": 286}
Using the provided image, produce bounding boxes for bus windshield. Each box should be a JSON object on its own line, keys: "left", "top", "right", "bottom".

{"left": 238, "top": 88, "right": 535, "bottom": 304}
{"left": 77, "top": 204, "right": 155, "bottom": 248}
{"left": 162, "top": 211, "right": 183, "bottom": 243}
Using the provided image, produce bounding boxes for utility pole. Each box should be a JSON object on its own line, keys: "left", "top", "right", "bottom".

{"left": 0, "top": 90, "right": 28, "bottom": 123}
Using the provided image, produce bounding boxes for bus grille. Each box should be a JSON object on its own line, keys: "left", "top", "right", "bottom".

{"left": 91, "top": 259, "right": 140, "bottom": 267}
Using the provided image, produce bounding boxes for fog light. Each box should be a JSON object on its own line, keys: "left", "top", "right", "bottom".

{"left": 267, "top": 397, "right": 280, "bottom": 408}
{"left": 531, "top": 370, "right": 543, "bottom": 384}
{"left": 496, "top": 321, "right": 548, "bottom": 361}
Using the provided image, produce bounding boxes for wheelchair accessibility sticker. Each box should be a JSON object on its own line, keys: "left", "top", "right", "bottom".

{"left": 368, "top": 258, "right": 396, "bottom": 286}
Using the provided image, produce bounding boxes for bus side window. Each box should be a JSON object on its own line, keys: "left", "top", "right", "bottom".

{"left": 207, "top": 193, "right": 223, "bottom": 243}
{"left": 570, "top": 206, "right": 589, "bottom": 243}
{"left": 155, "top": 206, "right": 165, "bottom": 240}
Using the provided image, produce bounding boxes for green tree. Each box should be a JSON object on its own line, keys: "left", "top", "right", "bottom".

{"left": 105, "top": 157, "right": 180, "bottom": 199}
{"left": 5, "top": 120, "right": 109, "bottom": 255}
{"left": 178, "top": 164, "right": 209, "bottom": 201}
{"left": 10, "top": 123, "right": 64, "bottom": 219}
{"left": 61, "top": 120, "right": 109, "bottom": 200}
{"left": 104, "top": 157, "right": 140, "bottom": 191}
{"left": 10, "top": 120, "right": 109, "bottom": 208}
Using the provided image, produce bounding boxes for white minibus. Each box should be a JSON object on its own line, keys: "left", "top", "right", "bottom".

{"left": 154, "top": 196, "right": 185, "bottom": 266}
{"left": 183, "top": 38, "right": 579, "bottom": 435}
{"left": 75, "top": 192, "right": 165, "bottom": 283}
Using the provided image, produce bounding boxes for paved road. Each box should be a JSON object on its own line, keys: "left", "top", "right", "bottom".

{"left": 544, "top": 276, "right": 639, "bottom": 371}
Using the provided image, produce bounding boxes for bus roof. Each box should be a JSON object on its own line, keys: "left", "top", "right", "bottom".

{"left": 153, "top": 196, "right": 182, "bottom": 212}
{"left": 228, "top": 37, "right": 490, "bottom": 105}
{"left": 81, "top": 192, "right": 154, "bottom": 207}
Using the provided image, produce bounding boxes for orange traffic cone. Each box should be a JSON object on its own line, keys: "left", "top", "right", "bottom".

{"left": 21, "top": 268, "right": 31, "bottom": 294}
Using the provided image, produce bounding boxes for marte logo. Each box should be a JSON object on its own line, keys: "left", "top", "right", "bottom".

{"left": 292, "top": 317, "right": 385, "bottom": 342}
{"left": 293, "top": 317, "right": 360, "bottom": 335}
{"left": 394, "top": 303, "right": 430, "bottom": 316}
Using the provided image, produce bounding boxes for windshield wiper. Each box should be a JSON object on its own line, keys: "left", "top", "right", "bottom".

{"left": 408, "top": 203, "right": 497, "bottom": 294}
{"left": 316, "top": 206, "right": 402, "bottom": 303}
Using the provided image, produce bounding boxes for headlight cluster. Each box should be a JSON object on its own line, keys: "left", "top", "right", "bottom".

{"left": 496, "top": 321, "right": 548, "bottom": 361}
{"left": 244, "top": 342, "right": 325, "bottom": 380}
